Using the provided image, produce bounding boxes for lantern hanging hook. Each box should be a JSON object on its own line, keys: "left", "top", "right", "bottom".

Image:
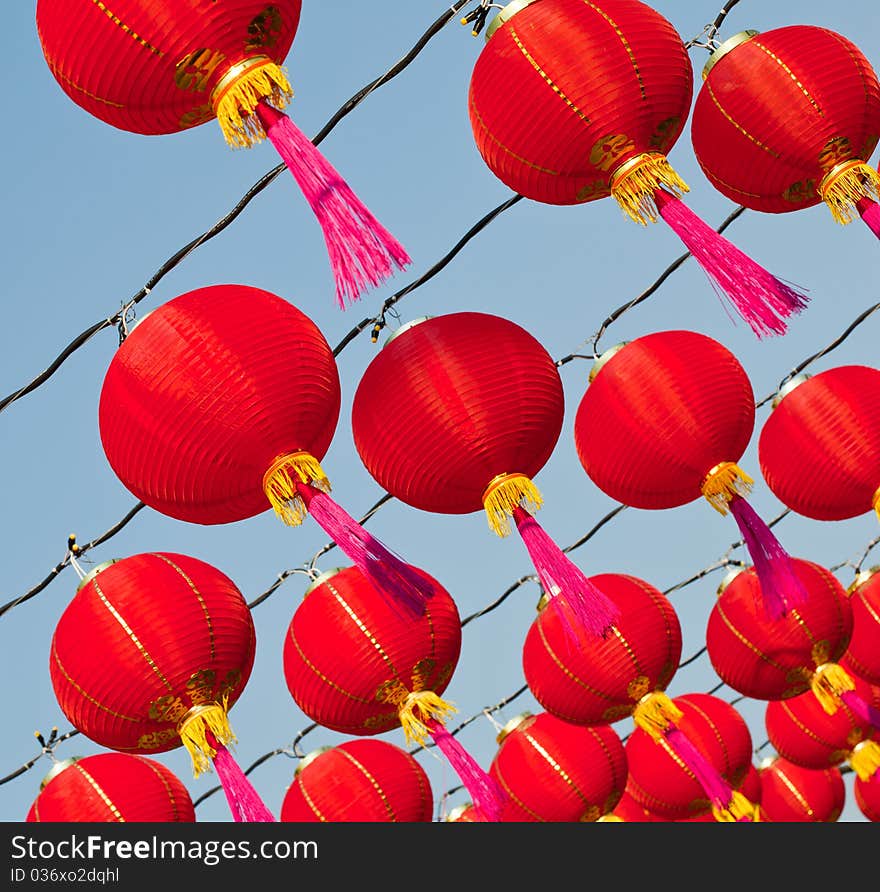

{"left": 461, "top": 2, "right": 503, "bottom": 37}
{"left": 66, "top": 534, "right": 89, "bottom": 581}
{"left": 115, "top": 297, "right": 139, "bottom": 345}
{"left": 34, "top": 726, "right": 61, "bottom": 761}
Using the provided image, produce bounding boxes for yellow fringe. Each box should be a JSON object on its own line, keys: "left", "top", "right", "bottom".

{"left": 610, "top": 153, "right": 690, "bottom": 225}
{"left": 810, "top": 662, "right": 856, "bottom": 715}
{"left": 820, "top": 161, "right": 880, "bottom": 225}
{"left": 177, "top": 700, "right": 235, "bottom": 778}
{"left": 262, "top": 451, "right": 331, "bottom": 527}
{"left": 632, "top": 691, "right": 683, "bottom": 742}
{"left": 597, "top": 814, "right": 624, "bottom": 822}
{"left": 872, "top": 486, "right": 880, "bottom": 522}
{"left": 481, "top": 472, "right": 543, "bottom": 538}
{"left": 700, "top": 462, "right": 754, "bottom": 516}
{"left": 397, "top": 690, "right": 458, "bottom": 748}
{"left": 712, "top": 791, "right": 762, "bottom": 823}
{"left": 212, "top": 59, "right": 293, "bottom": 149}
{"left": 850, "top": 740, "right": 880, "bottom": 782}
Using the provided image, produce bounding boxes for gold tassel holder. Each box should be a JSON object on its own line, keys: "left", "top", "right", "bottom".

{"left": 701, "top": 461, "right": 754, "bottom": 515}
{"left": 850, "top": 740, "right": 880, "bottom": 783}
{"left": 210, "top": 56, "right": 293, "bottom": 149}
{"left": 872, "top": 485, "right": 880, "bottom": 522}
{"left": 262, "top": 451, "right": 331, "bottom": 527}
{"left": 394, "top": 690, "right": 458, "bottom": 748}
{"left": 632, "top": 691, "right": 683, "bottom": 742}
{"left": 609, "top": 152, "right": 690, "bottom": 225}
{"left": 819, "top": 160, "right": 880, "bottom": 225}
{"left": 596, "top": 814, "right": 624, "bottom": 822}
{"left": 481, "top": 472, "right": 542, "bottom": 538}
{"left": 177, "top": 700, "right": 235, "bottom": 778}
{"left": 810, "top": 662, "right": 856, "bottom": 715}
{"left": 712, "top": 790, "right": 762, "bottom": 823}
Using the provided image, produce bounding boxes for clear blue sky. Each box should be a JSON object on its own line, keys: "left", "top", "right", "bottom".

{"left": 3, "top": 0, "right": 879, "bottom": 823}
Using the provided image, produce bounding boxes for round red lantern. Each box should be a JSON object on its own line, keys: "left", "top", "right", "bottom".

{"left": 855, "top": 770, "right": 880, "bottom": 821}
{"left": 444, "top": 802, "right": 481, "bottom": 822}
{"left": 50, "top": 552, "right": 271, "bottom": 821}
{"left": 279, "top": 739, "right": 433, "bottom": 823}
{"left": 282, "top": 564, "right": 504, "bottom": 821}
{"left": 35, "top": 0, "right": 409, "bottom": 307}
{"left": 706, "top": 560, "right": 853, "bottom": 701}
{"left": 607, "top": 786, "right": 663, "bottom": 822}
{"left": 488, "top": 712, "right": 627, "bottom": 822}
{"left": 574, "top": 329, "right": 806, "bottom": 620}
{"left": 99, "top": 283, "right": 429, "bottom": 617}
{"left": 26, "top": 753, "right": 195, "bottom": 822}
{"left": 759, "top": 366, "right": 880, "bottom": 523}
{"left": 351, "top": 312, "right": 618, "bottom": 639}
{"left": 691, "top": 25, "right": 880, "bottom": 239}
{"left": 844, "top": 567, "right": 880, "bottom": 685}
{"left": 467, "top": 0, "right": 807, "bottom": 336}
{"left": 757, "top": 755, "right": 845, "bottom": 822}
{"left": 522, "top": 572, "right": 681, "bottom": 726}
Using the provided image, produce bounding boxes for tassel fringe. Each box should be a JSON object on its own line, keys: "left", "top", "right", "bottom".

{"left": 632, "top": 691, "right": 683, "bottom": 742}
{"left": 212, "top": 743, "right": 276, "bottom": 822}
{"left": 178, "top": 700, "right": 235, "bottom": 778}
{"left": 851, "top": 741, "right": 880, "bottom": 783}
{"left": 810, "top": 662, "right": 856, "bottom": 715}
{"left": 395, "top": 691, "right": 458, "bottom": 748}
{"left": 610, "top": 153, "right": 690, "bottom": 225}
{"left": 820, "top": 161, "right": 880, "bottom": 225}
{"left": 712, "top": 790, "right": 761, "bottom": 823}
{"left": 700, "top": 462, "right": 753, "bottom": 515}
{"left": 262, "top": 451, "right": 331, "bottom": 526}
{"left": 482, "top": 473, "right": 543, "bottom": 538}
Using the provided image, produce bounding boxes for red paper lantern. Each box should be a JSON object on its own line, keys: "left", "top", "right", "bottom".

{"left": 574, "top": 329, "right": 806, "bottom": 620}
{"left": 844, "top": 567, "right": 880, "bottom": 685}
{"left": 467, "top": 0, "right": 807, "bottom": 336}
{"left": 759, "top": 366, "right": 880, "bottom": 523}
{"left": 607, "top": 786, "right": 663, "bottom": 823}
{"left": 35, "top": 0, "right": 409, "bottom": 307}
{"left": 26, "top": 753, "right": 195, "bottom": 822}
{"left": 522, "top": 572, "right": 681, "bottom": 726}
{"left": 99, "top": 283, "right": 429, "bottom": 617}
{"left": 706, "top": 560, "right": 853, "bottom": 701}
{"left": 855, "top": 771, "right": 880, "bottom": 821}
{"left": 444, "top": 802, "right": 481, "bottom": 822}
{"left": 50, "top": 552, "right": 271, "bottom": 822}
{"left": 691, "top": 25, "right": 880, "bottom": 239}
{"left": 351, "top": 313, "right": 619, "bottom": 639}
{"left": 488, "top": 712, "right": 627, "bottom": 822}
{"left": 279, "top": 740, "right": 433, "bottom": 823}
{"left": 757, "top": 756, "right": 845, "bottom": 822}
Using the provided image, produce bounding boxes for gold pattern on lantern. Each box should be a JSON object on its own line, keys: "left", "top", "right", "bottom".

{"left": 179, "top": 103, "right": 216, "bottom": 129}
{"left": 149, "top": 693, "right": 187, "bottom": 724}
{"left": 136, "top": 728, "right": 178, "bottom": 750}
{"left": 185, "top": 669, "right": 218, "bottom": 705}
{"left": 91, "top": 0, "right": 163, "bottom": 55}
{"left": 648, "top": 117, "right": 680, "bottom": 152}
{"left": 591, "top": 134, "right": 637, "bottom": 173}
{"left": 410, "top": 658, "right": 436, "bottom": 691}
{"left": 175, "top": 48, "right": 227, "bottom": 92}
{"left": 700, "top": 462, "right": 753, "bottom": 515}
{"left": 627, "top": 675, "right": 651, "bottom": 701}
{"left": 246, "top": 6, "right": 284, "bottom": 50}
{"left": 783, "top": 179, "right": 817, "bottom": 204}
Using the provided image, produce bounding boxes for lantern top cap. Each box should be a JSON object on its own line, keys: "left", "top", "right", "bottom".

{"left": 496, "top": 712, "right": 532, "bottom": 744}
{"left": 39, "top": 756, "right": 80, "bottom": 792}
{"left": 303, "top": 567, "right": 347, "bottom": 598}
{"left": 847, "top": 565, "right": 880, "bottom": 595}
{"left": 589, "top": 342, "right": 629, "bottom": 383}
{"left": 771, "top": 372, "right": 811, "bottom": 409}
{"left": 384, "top": 316, "right": 433, "bottom": 347}
{"left": 76, "top": 559, "right": 120, "bottom": 592}
{"left": 716, "top": 565, "right": 749, "bottom": 597}
{"left": 295, "top": 746, "right": 333, "bottom": 777}
{"left": 485, "top": 0, "right": 541, "bottom": 41}
{"left": 445, "top": 802, "right": 474, "bottom": 822}
{"left": 703, "top": 30, "right": 760, "bottom": 80}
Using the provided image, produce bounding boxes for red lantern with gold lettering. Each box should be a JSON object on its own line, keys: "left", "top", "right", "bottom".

{"left": 691, "top": 25, "right": 880, "bottom": 239}
{"left": 845, "top": 567, "right": 880, "bottom": 685}
{"left": 468, "top": 0, "right": 807, "bottom": 336}
{"left": 35, "top": 0, "right": 409, "bottom": 307}
{"left": 26, "top": 753, "right": 195, "bottom": 823}
{"left": 279, "top": 739, "right": 432, "bottom": 823}
{"left": 49, "top": 553, "right": 272, "bottom": 822}
{"left": 757, "top": 756, "right": 845, "bottom": 823}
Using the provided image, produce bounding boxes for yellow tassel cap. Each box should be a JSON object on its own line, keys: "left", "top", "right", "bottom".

{"left": 177, "top": 701, "right": 236, "bottom": 778}
{"left": 609, "top": 152, "right": 690, "bottom": 225}
{"left": 395, "top": 690, "right": 458, "bottom": 748}
{"left": 632, "top": 691, "right": 683, "bottom": 742}
{"left": 596, "top": 814, "right": 625, "bottom": 822}
{"left": 712, "top": 790, "right": 762, "bottom": 823}
{"left": 819, "top": 160, "right": 880, "bottom": 225}
{"left": 700, "top": 462, "right": 754, "bottom": 515}
{"left": 850, "top": 740, "right": 880, "bottom": 782}
{"left": 481, "top": 472, "right": 543, "bottom": 538}
{"left": 810, "top": 662, "right": 856, "bottom": 715}
{"left": 262, "top": 451, "right": 331, "bottom": 526}
{"left": 872, "top": 486, "right": 880, "bottom": 523}
{"left": 210, "top": 56, "right": 293, "bottom": 149}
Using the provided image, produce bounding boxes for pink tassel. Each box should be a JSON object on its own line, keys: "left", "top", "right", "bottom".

{"left": 513, "top": 507, "right": 620, "bottom": 641}
{"left": 729, "top": 496, "right": 808, "bottom": 621}
{"left": 654, "top": 189, "right": 809, "bottom": 338}
{"left": 839, "top": 690, "right": 880, "bottom": 732}
{"left": 211, "top": 743, "right": 276, "bottom": 823}
{"left": 256, "top": 102, "right": 411, "bottom": 309}
{"left": 426, "top": 719, "right": 506, "bottom": 822}
{"left": 857, "top": 197, "right": 880, "bottom": 239}
{"left": 296, "top": 483, "right": 428, "bottom": 618}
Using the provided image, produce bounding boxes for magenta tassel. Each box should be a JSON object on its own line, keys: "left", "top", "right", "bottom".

{"left": 296, "top": 483, "right": 428, "bottom": 618}
{"left": 212, "top": 744, "right": 276, "bottom": 823}
{"left": 729, "top": 496, "right": 808, "bottom": 621}
{"left": 426, "top": 719, "right": 506, "bottom": 823}
{"left": 840, "top": 689, "right": 880, "bottom": 732}
{"left": 654, "top": 189, "right": 809, "bottom": 338}
{"left": 857, "top": 197, "right": 880, "bottom": 239}
{"left": 256, "top": 102, "right": 411, "bottom": 309}
{"left": 513, "top": 507, "right": 620, "bottom": 640}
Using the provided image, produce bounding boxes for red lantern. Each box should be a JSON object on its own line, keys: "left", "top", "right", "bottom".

{"left": 574, "top": 329, "right": 806, "bottom": 620}
{"left": 522, "top": 572, "right": 681, "bottom": 726}
{"left": 444, "top": 802, "right": 481, "bottom": 823}
{"left": 759, "top": 366, "right": 880, "bottom": 523}
{"left": 488, "top": 712, "right": 627, "bottom": 822}
{"left": 351, "top": 312, "right": 619, "bottom": 639}
{"left": 35, "top": 0, "right": 409, "bottom": 307}
{"left": 691, "top": 25, "right": 880, "bottom": 240}
{"left": 26, "top": 753, "right": 195, "bottom": 822}
{"left": 855, "top": 771, "right": 880, "bottom": 821}
{"left": 282, "top": 564, "right": 504, "bottom": 821}
{"left": 845, "top": 567, "right": 880, "bottom": 685}
{"left": 706, "top": 560, "right": 853, "bottom": 701}
{"left": 467, "top": 0, "right": 807, "bottom": 336}
{"left": 757, "top": 756, "right": 845, "bottom": 822}
{"left": 607, "top": 786, "right": 663, "bottom": 823}
{"left": 50, "top": 553, "right": 271, "bottom": 822}
{"left": 99, "top": 283, "right": 429, "bottom": 617}
{"left": 279, "top": 739, "right": 433, "bottom": 823}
